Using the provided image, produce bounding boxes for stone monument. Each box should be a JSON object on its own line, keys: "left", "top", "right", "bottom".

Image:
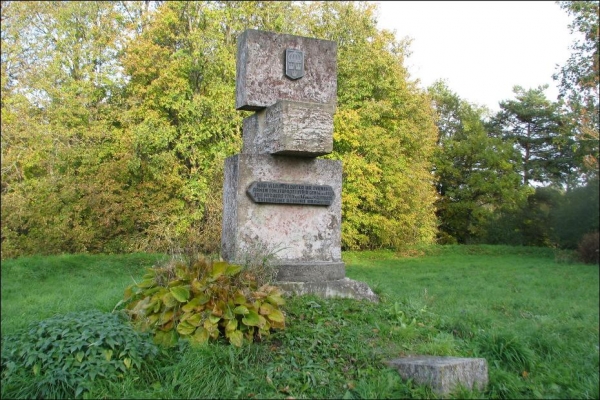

{"left": 221, "top": 29, "right": 377, "bottom": 302}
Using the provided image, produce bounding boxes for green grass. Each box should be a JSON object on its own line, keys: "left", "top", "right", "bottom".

{"left": 0, "top": 253, "right": 164, "bottom": 335}
{"left": 1, "top": 245, "right": 598, "bottom": 399}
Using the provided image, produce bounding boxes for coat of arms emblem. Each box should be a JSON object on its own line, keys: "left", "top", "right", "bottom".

{"left": 285, "top": 49, "right": 304, "bottom": 80}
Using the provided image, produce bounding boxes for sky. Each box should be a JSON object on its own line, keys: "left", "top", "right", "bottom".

{"left": 371, "top": 1, "right": 578, "bottom": 113}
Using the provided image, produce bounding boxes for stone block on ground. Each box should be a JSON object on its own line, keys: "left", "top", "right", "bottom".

{"left": 385, "top": 356, "right": 488, "bottom": 395}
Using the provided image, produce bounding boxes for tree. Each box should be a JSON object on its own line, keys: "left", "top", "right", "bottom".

{"left": 488, "top": 85, "right": 576, "bottom": 188}
{"left": 303, "top": 1, "right": 439, "bottom": 249}
{"left": 429, "top": 81, "right": 526, "bottom": 244}
{"left": 1, "top": 1, "right": 440, "bottom": 257}
{"left": 1, "top": 1, "right": 139, "bottom": 256}
{"left": 553, "top": 0, "right": 599, "bottom": 183}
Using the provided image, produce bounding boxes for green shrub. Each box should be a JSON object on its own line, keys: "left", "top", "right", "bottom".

{"left": 122, "top": 257, "right": 286, "bottom": 348}
{"left": 576, "top": 231, "right": 599, "bottom": 264}
{"left": 1, "top": 310, "right": 159, "bottom": 399}
{"left": 554, "top": 181, "right": 600, "bottom": 249}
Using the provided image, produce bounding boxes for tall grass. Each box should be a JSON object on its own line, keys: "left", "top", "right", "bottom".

{"left": 1, "top": 245, "right": 598, "bottom": 399}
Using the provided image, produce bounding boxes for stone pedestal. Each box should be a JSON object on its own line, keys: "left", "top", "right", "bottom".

{"left": 222, "top": 154, "right": 343, "bottom": 281}
{"left": 222, "top": 29, "right": 377, "bottom": 302}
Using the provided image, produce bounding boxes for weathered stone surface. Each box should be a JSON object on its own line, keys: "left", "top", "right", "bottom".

{"left": 222, "top": 154, "right": 342, "bottom": 268}
{"left": 242, "top": 101, "right": 334, "bottom": 157}
{"left": 236, "top": 30, "right": 337, "bottom": 110}
{"left": 385, "top": 356, "right": 488, "bottom": 395}
{"left": 275, "top": 261, "right": 345, "bottom": 282}
{"left": 277, "top": 278, "right": 379, "bottom": 302}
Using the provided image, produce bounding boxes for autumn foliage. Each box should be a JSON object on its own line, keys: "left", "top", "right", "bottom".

{"left": 1, "top": 1, "right": 438, "bottom": 258}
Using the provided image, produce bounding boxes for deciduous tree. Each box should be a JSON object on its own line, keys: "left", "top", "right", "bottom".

{"left": 429, "top": 81, "right": 526, "bottom": 244}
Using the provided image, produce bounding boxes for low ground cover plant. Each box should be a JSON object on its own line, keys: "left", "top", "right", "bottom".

{"left": 1, "top": 310, "right": 159, "bottom": 399}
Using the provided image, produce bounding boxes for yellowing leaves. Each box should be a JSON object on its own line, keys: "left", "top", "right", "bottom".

{"left": 170, "top": 286, "right": 190, "bottom": 303}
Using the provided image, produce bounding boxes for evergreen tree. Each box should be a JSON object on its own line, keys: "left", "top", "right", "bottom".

{"left": 488, "top": 86, "right": 575, "bottom": 188}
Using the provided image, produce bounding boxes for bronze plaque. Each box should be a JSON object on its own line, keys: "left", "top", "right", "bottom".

{"left": 247, "top": 181, "right": 333, "bottom": 206}
{"left": 285, "top": 48, "right": 304, "bottom": 80}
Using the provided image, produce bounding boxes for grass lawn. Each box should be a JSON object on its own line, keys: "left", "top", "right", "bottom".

{"left": 1, "top": 245, "right": 598, "bottom": 399}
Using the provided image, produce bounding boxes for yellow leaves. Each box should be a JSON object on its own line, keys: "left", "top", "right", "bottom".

{"left": 211, "top": 300, "right": 226, "bottom": 317}
{"left": 227, "top": 330, "right": 243, "bottom": 347}
{"left": 241, "top": 310, "right": 261, "bottom": 327}
{"left": 234, "top": 305, "right": 250, "bottom": 315}
{"left": 259, "top": 302, "right": 275, "bottom": 316}
{"left": 124, "top": 250, "right": 286, "bottom": 350}
{"left": 203, "top": 319, "right": 220, "bottom": 339}
{"left": 181, "top": 295, "right": 209, "bottom": 312}
{"left": 158, "top": 310, "right": 174, "bottom": 325}
{"left": 233, "top": 290, "right": 247, "bottom": 305}
{"left": 210, "top": 261, "right": 228, "bottom": 279}
{"left": 169, "top": 286, "right": 190, "bottom": 303}
{"left": 266, "top": 309, "right": 285, "bottom": 324}
{"left": 333, "top": 109, "right": 362, "bottom": 149}
{"left": 180, "top": 312, "right": 202, "bottom": 327}
{"left": 191, "top": 327, "right": 209, "bottom": 345}
{"left": 225, "top": 318, "right": 238, "bottom": 333}
{"left": 103, "top": 349, "right": 113, "bottom": 362}
{"left": 176, "top": 320, "right": 196, "bottom": 336}
{"left": 161, "top": 292, "right": 178, "bottom": 308}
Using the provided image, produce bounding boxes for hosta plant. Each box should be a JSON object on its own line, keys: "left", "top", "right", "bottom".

{"left": 122, "top": 257, "right": 286, "bottom": 347}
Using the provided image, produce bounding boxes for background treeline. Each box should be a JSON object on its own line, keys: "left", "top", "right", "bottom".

{"left": 1, "top": 1, "right": 598, "bottom": 259}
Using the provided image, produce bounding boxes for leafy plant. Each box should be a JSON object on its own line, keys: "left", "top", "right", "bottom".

{"left": 121, "top": 257, "right": 286, "bottom": 348}
{"left": 1, "top": 310, "right": 159, "bottom": 399}
{"left": 387, "top": 302, "right": 418, "bottom": 328}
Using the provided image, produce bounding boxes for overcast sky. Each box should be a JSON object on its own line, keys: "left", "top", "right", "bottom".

{"left": 371, "top": 1, "right": 578, "bottom": 112}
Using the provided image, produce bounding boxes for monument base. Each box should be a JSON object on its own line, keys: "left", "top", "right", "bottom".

{"left": 222, "top": 154, "right": 343, "bottom": 264}
{"left": 277, "top": 278, "right": 379, "bottom": 302}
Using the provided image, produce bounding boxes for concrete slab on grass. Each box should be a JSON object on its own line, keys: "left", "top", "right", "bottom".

{"left": 385, "top": 355, "right": 488, "bottom": 395}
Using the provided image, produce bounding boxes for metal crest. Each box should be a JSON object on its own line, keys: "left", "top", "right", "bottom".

{"left": 285, "top": 48, "right": 304, "bottom": 80}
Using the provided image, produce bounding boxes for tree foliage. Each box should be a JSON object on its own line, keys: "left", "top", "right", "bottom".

{"left": 488, "top": 86, "right": 575, "bottom": 188}
{"left": 306, "top": 2, "right": 438, "bottom": 249}
{"left": 429, "top": 81, "right": 527, "bottom": 244}
{"left": 553, "top": 0, "right": 599, "bottom": 182}
{"left": 1, "top": 1, "right": 438, "bottom": 258}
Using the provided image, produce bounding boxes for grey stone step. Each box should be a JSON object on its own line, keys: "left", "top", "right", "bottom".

{"left": 385, "top": 355, "right": 488, "bottom": 395}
